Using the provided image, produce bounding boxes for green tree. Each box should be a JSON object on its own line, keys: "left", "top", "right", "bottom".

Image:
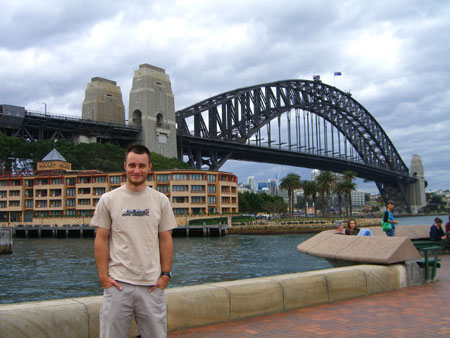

{"left": 0, "top": 133, "right": 190, "bottom": 172}
{"left": 316, "top": 171, "right": 335, "bottom": 216}
{"left": 302, "top": 180, "right": 319, "bottom": 217}
{"left": 342, "top": 171, "right": 357, "bottom": 216}
{"left": 280, "top": 173, "right": 302, "bottom": 216}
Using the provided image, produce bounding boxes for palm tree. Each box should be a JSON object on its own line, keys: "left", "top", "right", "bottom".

{"left": 342, "top": 171, "right": 357, "bottom": 216}
{"left": 333, "top": 180, "right": 346, "bottom": 217}
{"left": 279, "top": 173, "right": 302, "bottom": 216}
{"left": 302, "top": 180, "right": 319, "bottom": 217}
{"left": 316, "top": 171, "right": 335, "bottom": 216}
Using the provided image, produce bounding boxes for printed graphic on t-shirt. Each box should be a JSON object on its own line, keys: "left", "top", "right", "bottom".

{"left": 121, "top": 209, "right": 150, "bottom": 217}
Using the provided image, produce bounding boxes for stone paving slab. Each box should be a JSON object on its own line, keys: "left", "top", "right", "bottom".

{"left": 169, "top": 256, "right": 450, "bottom": 337}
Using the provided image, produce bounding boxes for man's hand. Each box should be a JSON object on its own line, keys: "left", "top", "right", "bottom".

{"left": 100, "top": 276, "right": 122, "bottom": 290}
{"left": 393, "top": 220, "right": 398, "bottom": 225}
{"left": 149, "top": 275, "right": 170, "bottom": 292}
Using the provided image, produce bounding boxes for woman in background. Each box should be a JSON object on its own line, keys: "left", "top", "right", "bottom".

{"left": 345, "top": 219, "right": 360, "bottom": 235}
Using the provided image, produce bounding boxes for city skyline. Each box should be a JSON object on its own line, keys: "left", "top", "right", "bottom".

{"left": 0, "top": 1, "right": 449, "bottom": 192}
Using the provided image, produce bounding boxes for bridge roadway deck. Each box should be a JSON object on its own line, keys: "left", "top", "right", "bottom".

{"left": 169, "top": 255, "right": 450, "bottom": 337}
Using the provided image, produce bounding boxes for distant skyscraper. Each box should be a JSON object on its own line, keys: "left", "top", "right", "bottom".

{"left": 246, "top": 176, "right": 256, "bottom": 192}
{"left": 267, "top": 178, "right": 278, "bottom": 196}
{"left": 258, "top": 181, "right": 268, "bottom": 190}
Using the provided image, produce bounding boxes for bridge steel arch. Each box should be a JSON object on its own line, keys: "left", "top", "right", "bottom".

{"left": 176, "top": 79, "right": 416, "bottom": 211}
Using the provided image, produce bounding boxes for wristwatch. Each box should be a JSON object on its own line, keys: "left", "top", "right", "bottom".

{"left": 161, "top": 272, "right": 173, "bottom": 278}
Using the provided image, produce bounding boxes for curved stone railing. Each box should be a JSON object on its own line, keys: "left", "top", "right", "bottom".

{"left": 1, "top": 264, "right": 410, "bottom": 337}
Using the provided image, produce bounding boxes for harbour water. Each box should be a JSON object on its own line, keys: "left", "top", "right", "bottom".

{"left": 0, "top": 215, "right": 445, "bottom": 304}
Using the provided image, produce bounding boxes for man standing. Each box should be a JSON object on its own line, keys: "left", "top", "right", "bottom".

{"left": 382, "top": 201, "right": 398, "bottom": 237}
{"left": 93, "top": 144, "right": 176, "bottom": 338}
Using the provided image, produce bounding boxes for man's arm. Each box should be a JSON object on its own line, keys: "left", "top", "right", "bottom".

{"left": 94, "top": 227, "right": 122, "bottom": 290}
{"left": 151, "top": 230, "right": 174, "bottom": 291}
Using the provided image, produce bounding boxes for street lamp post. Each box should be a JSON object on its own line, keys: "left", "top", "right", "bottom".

{"left": 42, "top": 102, "right": 47, "bottom": 115}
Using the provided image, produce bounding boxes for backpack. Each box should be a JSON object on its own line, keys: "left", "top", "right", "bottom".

{"left": 382, "top": 210, "right": 392, "bottom": 232}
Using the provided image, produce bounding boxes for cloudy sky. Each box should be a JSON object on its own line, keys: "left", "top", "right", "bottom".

{"left": 1, "top": 0, "right": 449, "bottom": 193}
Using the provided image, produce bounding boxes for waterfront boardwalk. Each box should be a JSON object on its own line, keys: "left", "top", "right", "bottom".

{"left": 170, "top": 255, "right": 450, "bottom": 337}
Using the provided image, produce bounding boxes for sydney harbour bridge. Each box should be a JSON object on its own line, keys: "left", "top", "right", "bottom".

{"left": 1, "top": 78, "right": 423, "bottom": 212}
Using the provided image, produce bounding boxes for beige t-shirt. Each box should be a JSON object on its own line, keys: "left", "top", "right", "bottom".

{"left": 91, "top": 185, "right": 177, "bottom": 285}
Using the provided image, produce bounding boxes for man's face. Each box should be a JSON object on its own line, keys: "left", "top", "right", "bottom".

{"left": 124, "top": 152, "right": 152, "bottom": 186}
{"left": 387, "top": 203, "right": 394, "bottom": 210}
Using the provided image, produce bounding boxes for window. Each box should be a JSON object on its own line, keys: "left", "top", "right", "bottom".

{"left": 156, "top": 113, "right": 164, "bottom": 128}
{"left": 65, "top": 210, "right": 76, "bottom": 216}
{"left": 94, "top": 187, "right": 106, "bottom": 195}
{"left": 208, "top": 196, "right": 216, "bottom": 204}
{"left": 173, "top": 208, "right": 188, "bottom": 215}
{"left": 36, "top": 189, "right": 47, "bottom": 197}
{"left": 156, "top": 174, "right": 170, "bottom": 183}
{"left": 220, "top": 175, "right": 228, "bottom": 182}
{"left": 37, "top": 179, "right": 48, "bottom": 185}
{"left": 50, "top": 200, "right": 62, "bottom": 208}
{"left": 156, "top": 185, "right": 170, "bottom": 193}
{"left": 110, "top": 176, "right": 122, "bottom": 184}
{"left": 190, "top": 173, "right": 203, "bottom": 181}
{"left": 78, "top": 199, "right": 90, "bottom": 205}
{"left": 208, "top": 207, "right": 217, "bottom": 213}
{"left": 173, "top": 196, "right": 188, "bottom": 203}
{"left": 9, "top": 190, "right": 20, "bottom": 197}
{"left": 93, "top": 198, "right": 99, "bottom": 206}
{"left": 0, "top": 181, "right": 8, "bottom": 186}
{"left": 79, "top": 177, "right": 91, "bottom": 184}
{"left": 66, "top": 188, "right": 76, "bottom": 196}
{"left": 80, "top": 210, "right": 92, "bottom": 216}
{"left": 50, "top": 189, "right": 61, "bottom": 197}
{"left": 191, "top": 196, "right": 205, "bottom": 204}
{"left": 11, "top": 180, "right": 21, "bottom": 186}
{"left": 50, "top": 211, "right": 63, "bottom": 216}
{"left": 173, "top": 174, "right": 187, "bottom": 181}
{"left": 222, "top": 197, "right": 230, "bottom": 203}
{"left": 25, "top": 179, "right": 33, "bottom": 187}
{"left": 78, "top": 188, "right": 91, "bottom": 195}
{"left": 51, "top": 178, "right": 63, "bottom": 184}
{"left": 191, "top": 185, "right": 205, "bottom": 193}
{"left": 36, "top": 200, "right": 47, "bottom": 208}
{"left": 207, "top": 174, "right": 216, "bottom": 182}
{"left": 24, "top": 189, "right": 33, "bottom": 197}
{"left": 66, "top": 199, "right": 76, "bottom": 207}
{"left": 0, "top": 191, "right": 7, "bottom": 198}
{"left": 24, "top": 200, "right": 33, "bottom": 208}
{"left": 0, "top": 201, "right": 7, "bottom": 208}
{"left": 94, "top": 176, "right": 107, "bottom": 183}
{"left": 66, "top": 177, "right": 76, "bottom": 185}
{"left": 208, "top": 185, "right": 216, "bottom": 193}
{"left": 221, "top": 186, "right": 231, "bottom": 193}
{"left": 172, "top": 185, "right": 188, "bottom": 192}
{"left": 191, "top": 208, "right": 205, "bottom": 215}
{"left": 147, "top": 175, "right": 154, "bottom": 181}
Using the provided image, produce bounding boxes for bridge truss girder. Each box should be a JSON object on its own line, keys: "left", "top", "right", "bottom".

{"left": 176, "top": 80, "right": 415, "bottom": 212}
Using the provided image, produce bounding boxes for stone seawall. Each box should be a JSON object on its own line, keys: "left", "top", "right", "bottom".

{"left": 230, "top": 218, "right": 379, "bottom": 234}
{"left": 0, "top": 263, "right": 410, "bottom": 338}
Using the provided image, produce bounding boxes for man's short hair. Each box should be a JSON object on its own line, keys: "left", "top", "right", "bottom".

{"left": 387, "top": 200, "right": 395, "bottom": 205}
{"left": 334, "top": 221, "right": 343, "bottom": 228}
{"left": 125, "top": 144, "right": 151, "bottom": 163}
{"left": 435, "top": 217, "right": 443, "bottom": 224}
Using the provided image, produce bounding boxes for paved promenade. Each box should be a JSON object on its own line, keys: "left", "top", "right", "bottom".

{"left": 169, "top": 255, "right": 450, "bottom": 337}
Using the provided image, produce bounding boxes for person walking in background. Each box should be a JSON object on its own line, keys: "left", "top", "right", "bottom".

{"left": 345, "top": 219, "right": 360, "bottom": 235}
{"left": 445, "top": 216, "right": 450, "bottom": 235}
{"left": 382, "top": 201, "right": 397, "bottom": 237}
{"left": 93, "top": 144, "right": 177, "bottom": 338}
